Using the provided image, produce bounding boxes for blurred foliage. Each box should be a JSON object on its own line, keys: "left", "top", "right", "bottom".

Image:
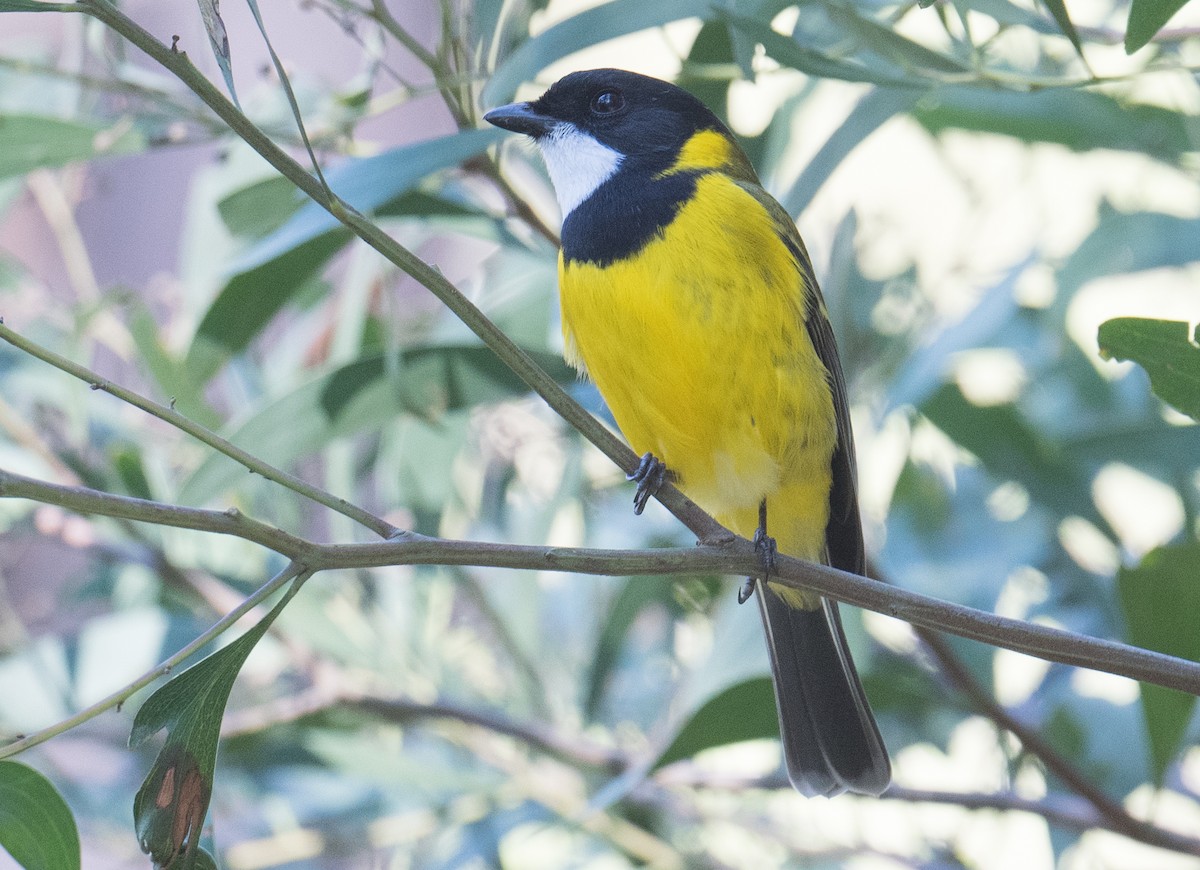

{"left": 0, "top": 0, "right": 1199, "bottom": 867}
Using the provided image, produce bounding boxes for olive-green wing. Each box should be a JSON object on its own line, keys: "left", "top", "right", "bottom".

{"left": 737, "top": 182, "right": 865, "bottom": 575}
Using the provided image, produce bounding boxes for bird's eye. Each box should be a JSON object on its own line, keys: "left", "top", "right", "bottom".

{"left": 590, "top": 89, "right": 625, "bottom": 115}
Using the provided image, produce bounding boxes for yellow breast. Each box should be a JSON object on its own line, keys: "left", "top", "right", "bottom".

{"left": 560, "top": 173, "right": 837, "bottom": 560}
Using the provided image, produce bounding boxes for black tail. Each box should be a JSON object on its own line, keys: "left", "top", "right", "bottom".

{"left": 757, "top": 584, "right": 891, "bottom": 796}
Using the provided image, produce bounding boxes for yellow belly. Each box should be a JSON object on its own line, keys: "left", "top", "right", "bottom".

{"left": 560, "top": 173, "right": 837, "bottom": 564}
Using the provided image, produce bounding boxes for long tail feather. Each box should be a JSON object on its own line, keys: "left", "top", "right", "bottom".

{"left": 757, "top": 583, "right": 891, "bottom": 796}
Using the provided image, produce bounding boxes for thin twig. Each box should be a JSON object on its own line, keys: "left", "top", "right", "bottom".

{"left": 0, "top": 562, "right": 309, "bottom": 760}
{"left": 0, "top": 319, "right": 396, "bottom": 540}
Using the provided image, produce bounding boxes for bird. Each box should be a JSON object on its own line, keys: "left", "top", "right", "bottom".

{"left": 485, "top": 68, "right": 890, "bottom": 797}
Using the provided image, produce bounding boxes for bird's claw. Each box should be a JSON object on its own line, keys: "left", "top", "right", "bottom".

{"left": 628, "top": 452, "right": 668, "bottom": 516}
{"left": 752, "top": 525, "right": 778, "bottom": 580}
{"left": 737, "top": 577, "right": 756, "bottom": 604}
{"left": 741, "top": 503, "right": 776, "bottom": 604}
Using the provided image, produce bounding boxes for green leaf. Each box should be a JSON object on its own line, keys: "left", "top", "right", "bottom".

{"left": 780, "top": 86, "right": 921, "bottom": 216}
{"left": 0, "top": 115, "right": 145, "bottom": 180}
{"left": 721, "top": 12, "right": 907, "bottom": 85}
{"left": 484, "top": 0, "right": 716, "bottom": 103}
{"left": 1126, "top": 0, "right": 1191, "bottom": 52}
{"left": 584, "top": 577, "right": 680, "bottom": 720}
{"left": 1038, "top": 0, "right": 1086, "bottom": 61}
{"left": 653, "top": 593, "right": 776, "bottom": 769}
{"left": 196, "top": 0, "right": 237, "bottom": 104}
{"left": 1098, "top": 318, "right": 1200, "bottom": 421}
{"left": 179, "top": 343, "right": 572, "bottom": 506}
{"left": 921, "top": 382, "right": 1101, "bottom": 527}
{"left": 822, "top": 3, "right": 972, "bottom": 75}
{"left": 185, "top": 228, "right": 348, "bottom": 382}
{"left": 216, "top": 176, "right": 304, "bottom": 237}
{"left": 1117, "top": 542, "right": 1200, "bottom": 782}
{"left": 0, "top": 761, "right": 80, "bottom": 870}
{"left": 0, "top": 0, "right": 71, "bottom": 10}
{"left": 657, "top": 677, "right": 778, "bottom": 768}
{"left": 912, "top": 87, "right": 1198, "bottom": 162}
{"left": 130, "top": 588, "right": 295, "bottom": 867}
{"left": 320, "top": 345, "right": 575, "bottom": 420}
{"left": 186, "top": 129, "right": 502, "bottom": 381}
{"left": 1058, "top": 208, "right": 1200, "bottom": 301}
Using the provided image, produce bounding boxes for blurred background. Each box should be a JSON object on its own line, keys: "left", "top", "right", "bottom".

{"left": 1, "top": 0, "right": 1199, "bottom": 867}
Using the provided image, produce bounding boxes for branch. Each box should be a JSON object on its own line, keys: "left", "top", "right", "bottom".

{"left": 0, "top": 318, "right": 395, "bottom": 540}
{"left": 0, "top": 562, "right": 310, "bottom": 760}
{"left": 220, "top": 686, "right": 626, "bottom": 771}
{"left": 4, "top": 468, "right": 1199, "bottom": 697}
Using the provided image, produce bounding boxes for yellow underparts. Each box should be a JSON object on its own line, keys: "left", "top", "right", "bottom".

{"left": 560, "top": 168, "right": 836, "bottom": 609}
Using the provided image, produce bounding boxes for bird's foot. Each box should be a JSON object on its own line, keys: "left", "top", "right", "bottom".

{"left": 739, "top": 500, "right": 776, "bottom": 604}
{"left": 752, "top": 524, "right": 778, "bottom": 580}
{"left": 628, "top": 452, "right": 669, "bottom": 516}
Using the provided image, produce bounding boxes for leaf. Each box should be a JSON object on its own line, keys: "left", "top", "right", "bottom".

{"left": 920, "top": 382, "right": 1101, "bottom": 527}
{"left": 1058, "top": 208, "right": 1200, "bottom": 301}
{"left": 196, "top": 0, "right": 236, "bottom": 104}
{"left": 885, "top": 257, "right": 1027, "bottom": 412}
{"left": 1038, "top": 0, "right": 1086, "bottom": 61}
{"left": 780, "top": 87, "right": 921, "bottom": 219}
{"left": 721, "top": 12, "right": 908, "bottom": 86}
{"left": 584, "top": 577, "right": 680, "bottom": 719}
{"left": 822, "top": 3, "right": 972, "bottom": 75}
{"left": 652, "top": 593, "right": 776, "bottom": 769}
{"left": 1098, "top": 318, "right": 1200, "bottom": 421}
{"left": 0, "top": 115, "right": 145, "bottom": 180}
{"left": 186, "top": 129, "right": 502, "bottom": 381}
{"left": 0, "top": 761, "right": 80, "bottom": 870}
{"left": 185, "top": 228, "right": 349, "bottom": 382}
{"left": 484, "top": 0, "right": 717, "bottom": 104}
{"left": 179, "top": 343, "right": 572, "bottom": 506}
{"left": 130, "top": 589, "right": 294, "bottom": 867}
{"left": 912, "top": 87, "right": 1198, "bottom": 163}
{"left": 216, "top": 176, "right": 304, "bottom": 237}
{"left": 1117, "top": 542, "right": 1200, "bottom": 782}
{"left": 0, "top": 0, "right": 67, "bottom": 8}
{"left": 656, "top": 677, "right": 778, "bottom": 768}
{"left": 1126, "top": 0, "right": 1192, "bottom": 52}
{"left": 320, "top": 345, "right": 575, "bottom": 420}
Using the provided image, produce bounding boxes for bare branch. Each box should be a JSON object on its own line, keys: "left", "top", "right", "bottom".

{"left": 3, "top": 468, "right": 1198, "bottom": 697}
{"left": 0, "top": 318, "right": 395, "bottom": 539}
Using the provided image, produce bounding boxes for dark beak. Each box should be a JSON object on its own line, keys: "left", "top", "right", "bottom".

{"left": 483, "top": 102, "right": 556, "bottom": 138}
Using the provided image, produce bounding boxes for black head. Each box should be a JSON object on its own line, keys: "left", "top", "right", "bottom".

{"left": 484, "top": 69, "right": 728, "bottom": 164}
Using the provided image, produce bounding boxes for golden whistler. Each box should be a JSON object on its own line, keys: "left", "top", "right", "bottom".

{"left": 487, "top": 69, "right": 890, "bottom": 796}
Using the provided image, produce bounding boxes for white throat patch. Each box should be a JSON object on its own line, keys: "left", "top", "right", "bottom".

{"left": 535, "top": 122, "right": 623, "bottom": 219}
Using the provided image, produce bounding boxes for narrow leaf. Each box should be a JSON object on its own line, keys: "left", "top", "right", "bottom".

{"left": 1098, "top": 318, "right": 1200, "bottom": 421}
{"left": 186, "top": 129, "right": 501, "bottom": 380}
{"left": 913, "top": 87, "right": 1197, "bottom": 163}
{"left": 1126, "top": 0, "right": 1191, "bottom": 52}
{"left": 0, "top": 761, "right": 80, "bottom": 870}
{"left": 131, "top": 585, "right": 297, "bottom": 867}
{"left": 1117, "top": 543, "right": 1200, "bottom": 782}
{"left": 1038, "top": 0, "right": 1086, "bottom": 61}
{"left": 0, "top": 0, "right": 74, "bottom": 9}
{"left": 196, "top": 0, "right": 237, "bottom": 104}
{"left": 652, "top": 593, "right": 776, "bottom": 768}
{"left": 781, "top": 86, "right": 921, "bottom": 215}
{"left": 484, "top": 0, "right": 716, "bottom": 103}
{"left": 721, "top": 12, "right": 907, "bottom": 85}
{"left": 656, "top": 678, "right": 778, "bottom": 768}
{"left": 0, "top": 115, "right": 144, "bottom": 180}
{"left": 179, "top": 343, "right": 573, "bottom": 506}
